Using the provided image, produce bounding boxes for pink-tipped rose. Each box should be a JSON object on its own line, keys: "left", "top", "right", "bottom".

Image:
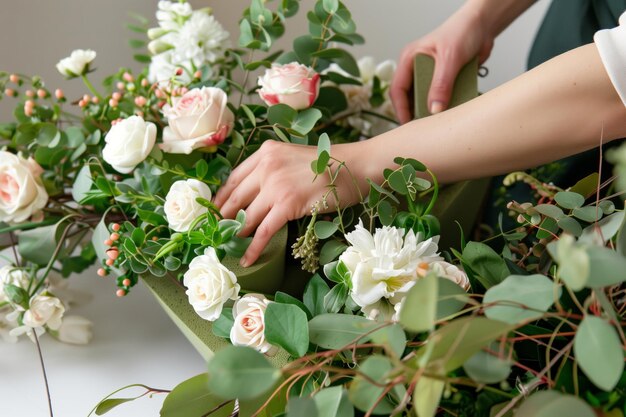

{"left": 0, "top": 152, "right": 48, "bottom": 224}
{"left": 258, "top": 62, "right": 320, "bottom": 110}
{"left": 161, "top": 87, "right": 234, "bottom": 154}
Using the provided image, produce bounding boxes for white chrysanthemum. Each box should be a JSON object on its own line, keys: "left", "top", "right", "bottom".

{"left": 340, "top": 221, "right": 442, "bottom": 311}
{"left": 174, "top": 13, "right": 229, "bottom": 65}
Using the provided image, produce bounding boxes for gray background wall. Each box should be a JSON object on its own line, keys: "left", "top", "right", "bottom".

{"left": 0, "top": 0, "right": 550, "bottom": 120}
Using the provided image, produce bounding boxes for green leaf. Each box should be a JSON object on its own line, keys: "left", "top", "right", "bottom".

{"left": 436, "top": 278, "right": 468, "bottom": 320}
{"left": 329, "top": 8, "right": 357, "bottom": 36}
{"left": 131, "top": 228, "right": 145, "bottom": 247}
{"left": 161, "top": 373, "right": 235, "bottom": 417}
{"left": 293, "top": 35, "right": 319, "bottom": 66}
{"left": 554, "top": 191, "right": 585, "bottom": 209}
{"left": 413, "top": 317, "right": 514, "bottom": 372}
{"left": 133, "top": 54, "right": 151, "bottom": 63}
{"left": 303, "top": 274, "right": 330, "bottom": 316}
{"left": 483, "top": 274, "right": 559, "bottom": 324}
{"left": 37, "top": 123, "right": 60, "bottom": 147}
{"left": 557, "top": 216, "right": 583, "bottom": 237}
{"left": 319, "top": 240, "right": 348, "bottom": 265}
{"left": 368, "top": 323, "right": 407, "bottom": 358}
{"left": 274, "top": 291, "right": 312, "bottom": 320}
{"left": 265, "top": 303, "right": 309, "bottom": 357}
{"left": 315, "top": 87, "right": 348, "bottom": 114}
{"left": 212, "top": 308, "right": 234, "bottom": 339}
{"left": 72, "top": 165, "right": 92, "bottom": 203}
{"left": 95, "top": 398, "right": 137, "bottom": 415}
{"left": 617, "top": 209, "right": 626, "bottom": 257}
{"left": 314, "top": 221, "right": 338, "bottom": 239}
{"left": 286, "top": 397, "right": 317, "bottom": 417}
{"left": 323, "top": 283, "right": 348, "bottom": 313}
{"left": 322, "top": 0, "right": 339, "bottom": 14}
{"left": 579, "top": 211, "right": 624, "bottom": 244}
{"left": 349, "top": 355, "right": 396, "bottom": 414}
{"left": 240, "top": 104, "right": 257, "bottom": 127}
{"left": 309, "top": 313, "right": 384, "bottom": 349}
{"left": 387, "top": 170, "right": 408, "bottom": 195}
{"left": 399, "top": 273, "right": 438, "bottom": 332}
{"left": 315, "top": 150, "right": 330, "bottom": 175}
{"left": 586, "top": 244, "right": 626, "bottom": 288}
{"left": 377, "top": 200, "right": 395, "bottom": 226}
{"left": 547, "top": 235, "right": 589, "bottom": 290}
{"left": 312, "top": 387, "right": 353, "bottom": 417}
{"left": 574, "top": 315, "right": 624, "bottom": 391}
{"left": 195, "top": 159, "right": 208, "bottom": 179}
{"left": 292, "top": 108, "right": 322, "bottom": 135}
{"left": 207, "top": 346, "right": 281, "bottom": 401}
{"left": 463, "top": 342, "right": 512, "bottom": 384}
{"left": 65, "top": 126, "right": 85, "bottom": 147}
{"left": 272, "top": 125, "right": 290, "bottom": 142}
{"left": 413, "top": 376, "right": 445, "bottom": 417}
{"left": 267, "top": 103, "right": 297, "bottom": 127}
{"left": 3, "top": 284, "right": 29, "bottom": 309}
{"left": 572, "top": 206, "right": 602, "bottom": 223}
{"left": 18, "top": 221, "right": 68, "bottom": 266}
{"left": 534, "top": 204, "right": 564, "bottom": 219}
{"left": 515, "top": 391, "right": 596, "bottom": 417}
{"left": 462, "top": 242, "right": 510, "bottom": 289}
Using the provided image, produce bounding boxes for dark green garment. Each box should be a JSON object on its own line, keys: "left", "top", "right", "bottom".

{"left": 483, "top": 0, "right": 625, "bottom": 229}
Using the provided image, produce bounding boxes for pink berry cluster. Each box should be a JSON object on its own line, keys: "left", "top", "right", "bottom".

{"left": 96, "top": 222, "right": 131, "bottom": 297}
{"left": 2, "top": 73, "right": 65, "bottom": 117}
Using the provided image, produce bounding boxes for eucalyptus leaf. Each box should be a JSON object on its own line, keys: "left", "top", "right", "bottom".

{"left": 348, "top": 355, "right": 396, "bottom": 415}
{"left": 579, "top": 211, "right": 624, "bottom": 244}
{"left": 95, "top": 398, "right": 138, "bottom": 415}
{"left": 463, "top": 342, "right": 512, "bottom": 384}
{"left": 462, "top": 242, "right": 510, "bottom": 289}
{"left": 413, "top": 376, "right": 445, "bottom": 417}
{"left": 161, "top": 374, "right": 235, "bottom": 417}
{"left": 574, "top": 315, "right": 624, "bottom": 391}
{"left": 265, "top": 303, "right": 309, "bottom": 357}
{"left": 515, "top": 391, "right": 596, "bottom": 417}
{"left": 554, "top": 191, "right": 585, "bottom": 209}
{"left": 72, "top": 165, "right": 92, "bottom": 203}
{"left": 303, "top": 274, "right": 330, "bottom": 316}
{"left": 319, "top": 240, "right": 348, "bottom": 265}
{"left": 399, "top": 273, "right": 437, "bottom": 332}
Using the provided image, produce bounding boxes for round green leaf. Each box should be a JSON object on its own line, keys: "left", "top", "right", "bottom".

{"left": 515, "top": 391, "right": 595, "bottom": 417}
{"left": 207, "top": 346, "right": 281, "bottom": 400}
{"left": 161, "top": 374, "right": 235, "bottom": 417}
{"left": 554, "top": 191, "right": 585, "bottom": 209}
{"left": 574, "top": 315, "right": 624, "bottom": 391}
{"left": 483, "top": 274, "right": 558, "bottom": 324}
{"left": 585, "top": 245, "right": 626, "bottom": 288}
{"left": 348, "top": 355, "right": 395, "bottom": 414}
{"left": 534, "top": 204, "right": 565, "bottom": 219}
{"left": 573, "top": 206, "right": 602, "bottom": 223}
{"left": 463, "top": 343, "right": 512, "bottom": 384}
{"left": 265, "top": 302, "right": 309, "bottom": 357}
{"left": 308, "top": 313, "right": 378, "bottom": 349}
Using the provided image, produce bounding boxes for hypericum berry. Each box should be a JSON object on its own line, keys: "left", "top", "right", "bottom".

{"left": 104, "top": 238, "right": 113, "bottom": 246}
{"left": 122, "top": 278, "right": 131, "bottom": 287}
{"left": 123, "top": 72, "right": 134, "bottom": 82}
{"left": 78, "top": 99, "right": 87, "bottom": 108}
{"left": 134, "top": 96, "right": 147, "bottom": 107}
{"left": 116, "top": 289, "right": 126, "bottom": 297}
{"left": 175, "top": 68, "right": 183, "bottom": 76}
{"left": 91, "top": 96, "right": 99, "bottom": 104}
{"left": 4, "top": 88, "right": 15, "bottom": 97}
{"left": 106, "top": 249, "right": 119, "bottom": 260}
{"left": 141, "top": 78, "right": 149, "bottom": 87}
{"left": 82, "top": 94, "right": 90, "bottom": 102}
{"left": 37, "top": 89, "right": 47, "bottom": 99}
{"left": 111, "top": 223, "right": 120, "bottom": 232}
{"left": 154, "top": 89, "right": 164, "bottom": 99}
{"left": 112, "top": 92, "right": 122, "bottom": 101}
{"left": 9, "top": 74, "right": 19, "bottom": 83}
{"left": 25, "top": 100, "right": 35, "bottom": 109}
{"left": 24, "top": 106, "right": 34, "bottom": 117}
{"left": 97, "top": 268, "right": 107, "bottom": 277}
{"left": 151, "top": 236, "right": 158, "bottom": 241}
{"left": 194, "top": 70, "right": 202, "bottom": 79}
{"left": 105, "top": 258, "right": 114, "bottom": 266}
{"left": 110, "top": 233, "right": 120, "bottom": 241}
{"left": 180, "top": 87, "right": 188, "bottom": 95}
{"left": 116, "top": 81, "right": 125, "bottom": 90}
{"left": 25, "top": 90, "right": 35, "bottom": 98}
{"left": 108, "top": 98, "right": 118, "bottom": 108}
{"left": 55, "top": 88, "right": 64, "bottom": 100}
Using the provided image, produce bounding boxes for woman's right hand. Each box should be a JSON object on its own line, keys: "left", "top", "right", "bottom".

{"left": 390, "top": 3, "right": 495, "bottom": 124}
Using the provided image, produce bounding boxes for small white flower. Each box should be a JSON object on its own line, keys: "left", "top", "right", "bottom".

{"left": 0, "top": 152, "right": 48, "bottom": 224}
{"left": 102, "top": 116, "right": 157, "bottom": 174}
{"left": 340, "top": 221, "right": 442, "bottom": 312}
{"left": 55, "top": 315, "right": 93, "bottom": 345}
{"left": 23, "top": 295, "right": 65, "bottom": 330}
{"left": 183, "top": 247, "right": 240, "bottom": 321}
{"left": 56, "top": 49, "right": 96, "bottom": 78}
{"left": 0, "top": 266, "right": 30, "bottom": 303}
{"left": 230, "top": 294, "right": 278, "bottom": 355}
{"left": 164, "top": 179, "right": 213, "bottom": 232}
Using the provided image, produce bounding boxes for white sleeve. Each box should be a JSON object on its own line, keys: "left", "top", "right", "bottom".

{"left": 595, "top": 12, "right": 626, "bottom": 106}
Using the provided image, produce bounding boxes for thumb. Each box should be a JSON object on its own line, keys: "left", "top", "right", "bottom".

{"left": 428, "top": 54, "right": 463, "bottom": 114}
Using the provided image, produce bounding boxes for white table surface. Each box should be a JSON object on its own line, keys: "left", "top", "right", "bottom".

{"left": 0, "top": 265, "right": 206, "bottom": 417}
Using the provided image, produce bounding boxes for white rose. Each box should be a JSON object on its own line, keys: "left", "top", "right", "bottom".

{"left": 183, "top": 247, "right": 240, "bottom": 321}
{"left": 56, "top": 315, "right": 93, "bottom": 345}
{"left": 102, "top": 116, "right": 157, "bottom": 174}
{"left": 0, "top": 152, "right": 48, "bottom": 224}
{"left": 56, "top": 49, "right": 97, "bottom": 78}
{"left": 161, "top": 87, "right": 234, "bottom": 154}
{"left": 164, "top": 179, "right": 213, "bottom": 232}
{"left": 339, "top": 221, "right": 442, "bottom": 311}
{"left": 258, "top": 62, "right": 321, "bottom": 110}
{"left": 23, "top": 295, "right": 65, "bottom": 330}
{"left": 0, "top": 266, "right": 30, "bottom": 303}
{"left": 427, "top": 261, "right": 471, "bottom": 291}
{"left": 230, "top": 294, "right": 278, "bottom": 355}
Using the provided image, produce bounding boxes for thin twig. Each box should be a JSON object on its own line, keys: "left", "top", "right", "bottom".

{"left": 34, "top": 331, "right": 54, "bottom": 417}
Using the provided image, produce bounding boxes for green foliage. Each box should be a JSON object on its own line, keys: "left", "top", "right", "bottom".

{"left": 265, "top": 302, "right": 309, "bottom": 357}
{"left": 515, "top": 391, "right": 596, "bottom": 417}
{"left": 161, "top": 374, "right": 235, "bottom": 417}
{"left": 460, "top": 242, "right": 510, "bottom": 289}
{"left": 399, "top": 273, "right": 437, "bottom": 332}
{"left": 348, "top": 355, "right": 398, "bottom": 415}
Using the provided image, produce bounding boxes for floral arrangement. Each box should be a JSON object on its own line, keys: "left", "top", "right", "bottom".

{"left": 1, "top": 1, "right": 626, "bottom": 417}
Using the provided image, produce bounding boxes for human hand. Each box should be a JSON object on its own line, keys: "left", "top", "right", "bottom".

{"left": 390, "top": 4, "right": 494, "bottom": 124}
{"left": 214, "top": 141, "right": 366, "bottom": 267}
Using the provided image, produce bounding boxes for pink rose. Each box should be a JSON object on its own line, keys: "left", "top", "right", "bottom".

{"left": 258, "top": 62, "right": 320, "bottom": 110}
{"left": 0, "top": 152, "right": 48, "bottom": 224}
{"left": 230, "top": 294, "right": 278, "bottom": 355}
{"left": 161, "top": 87, "right": 234, "bottom": 154}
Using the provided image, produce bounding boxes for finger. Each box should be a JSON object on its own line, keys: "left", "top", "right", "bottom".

{"left": 239, "top": 195, "right": 271, "bottom": 237}
{"left": 214, "top": 149, "right": 263, "bottom": 207}
{"left": 219, "top": 174, "right": 260, "bottom": 219}
{"left": 428, "top": 52, "right": 463, "bottom": 114}
{"left": 240, "top": 205, "right": 288, "bottom": 267}
{"left": 390, "top": 52, "right": 415, "bottom": 125}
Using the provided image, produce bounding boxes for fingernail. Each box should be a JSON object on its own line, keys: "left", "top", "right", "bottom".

{"left": 240, "top": 257, "right": 249, "bottom": 268}
{"left": 430, "top": 101, "right": 444, "bottom": 114}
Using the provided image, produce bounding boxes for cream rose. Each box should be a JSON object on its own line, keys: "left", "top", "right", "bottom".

{"left": 424, "top": 261, "right": 471, "bottom": 291}
{"left": 0, "top": 152, "right": 48, "bottom": 224}
{"left": 164, "top": 179, "right": 213, "bottom": 232}
{"left": 23, "top": 295, "right": 65, "bottom": 330}
{"left": 102, "top": 116, "right": 157, "bottom": 174}
{"left": 183, "top": 247, "right": 240, "bottom": 321}
{"left": 258, "top": 62, "right": 320, "bottom": 110}
{"left": 56, "top": 49, "right": 97, "bottom": 78}
{"left": 230, "top": 294, "right": 278, "bottom": 355}
{"left": 0, "top": 266, "right": 30, "bottom": 303}
{"left": 56, "top": 315, "right": 93, "bottom": 345}
{"left": 161, "top": 87, "right": 234, "bottom": 154}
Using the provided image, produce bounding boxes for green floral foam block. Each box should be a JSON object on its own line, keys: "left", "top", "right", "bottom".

{"left": 142, "top": 225, "right": 291, "bottom": 366}
{"left": 414, "top": 54, "right": 490, "bottom": 249}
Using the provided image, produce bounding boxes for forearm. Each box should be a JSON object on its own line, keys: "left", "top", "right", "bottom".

{"left": 465, "top": 0, "right": 537, "bottom": 37}
{"left": 343, "top": 44, "right": 626, "bottom": 188}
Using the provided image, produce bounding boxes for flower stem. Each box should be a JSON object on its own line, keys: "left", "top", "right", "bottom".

{"left": 81, "top": 75, "right": 102, "bottom": 100}
{"left": 34, "top": 331, "right": 54, "bottom": 417}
